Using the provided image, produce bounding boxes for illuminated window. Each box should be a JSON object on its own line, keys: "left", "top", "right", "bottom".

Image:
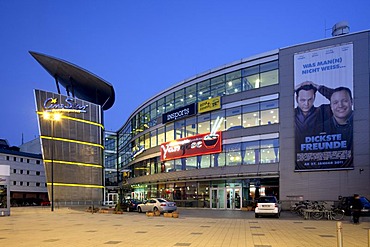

{"left": 260, "top": 139, "right": 279, "bottom": 163}
{"left": 197, "top": 113, "right": 210, "bottom": 134}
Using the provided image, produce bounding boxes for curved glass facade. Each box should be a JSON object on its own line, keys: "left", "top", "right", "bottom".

{"left": 117, "top": 54, "right": 280, "bottom": 208}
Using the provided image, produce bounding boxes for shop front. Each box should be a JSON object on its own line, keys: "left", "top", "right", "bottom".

{"left": 131, "top": 177, "right": 279, "bottom": 210}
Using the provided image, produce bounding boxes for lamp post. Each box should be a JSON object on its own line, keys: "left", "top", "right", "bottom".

{"left": 43, "top": 111, "right": 61, "bottom": 212}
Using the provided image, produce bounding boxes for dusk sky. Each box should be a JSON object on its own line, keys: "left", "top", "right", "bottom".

{"left": 1, "top": 1, "right": 369, "bottom": 147}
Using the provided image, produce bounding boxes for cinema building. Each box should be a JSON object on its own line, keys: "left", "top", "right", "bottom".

{"left": 118, "top": 26, "right": 370, "bottom": 209}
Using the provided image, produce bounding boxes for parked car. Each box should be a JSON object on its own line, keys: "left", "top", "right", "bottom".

{"left": 40, "top": 200, "right": 51, "bottom": 206}
{"left": 121, "top": 199, "right": 142, "bottom": 212}
{"left": 338, "top": 196, "right": 370, "bottom": 216}
{"left": 137, "top": 198, "right": 177, "bottom": 213}
{"left": 255, "top": 196, "right": 281, "bottom": 218}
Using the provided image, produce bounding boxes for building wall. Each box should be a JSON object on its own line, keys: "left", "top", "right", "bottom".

{"left": 34, "top": 89, "right": 104, "bottom": 204}
{"left": 279, "top": 31, "right": 370, "bottom": 201}
{"left": 0, "top": 149, "right": 47, "bottom": 205}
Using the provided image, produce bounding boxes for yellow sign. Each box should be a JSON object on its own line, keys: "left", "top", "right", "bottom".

{"left": 198, "top": 96, "right": 221, "bottom": 113}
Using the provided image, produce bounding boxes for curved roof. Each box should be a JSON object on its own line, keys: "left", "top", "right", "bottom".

{"left": 29, "top": 51, "right": 115, "bottom": 110}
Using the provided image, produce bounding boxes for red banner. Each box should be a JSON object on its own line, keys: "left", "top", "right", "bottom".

{"left": 160, "top": 131, "right": 222, "bottom": 161}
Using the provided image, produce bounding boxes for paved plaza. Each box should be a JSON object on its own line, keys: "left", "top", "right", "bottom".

{"left": 0, "top": 206, "right": 369, "bottom": 247}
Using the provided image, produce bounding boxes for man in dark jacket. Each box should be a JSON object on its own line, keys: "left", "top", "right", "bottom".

{"left": 352, "top": 194, "right": 362, "bottom": 224}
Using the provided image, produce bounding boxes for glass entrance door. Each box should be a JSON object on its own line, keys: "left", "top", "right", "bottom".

{"left": 226, "top": 187, "right": 242, "bottom": 210}
{"left": 211, "top": 188, "right": 225, "bottom": 209}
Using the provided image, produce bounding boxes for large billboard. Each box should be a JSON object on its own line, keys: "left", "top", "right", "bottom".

{"left": 294, "top": 43, "right": 353, "bottom": 171}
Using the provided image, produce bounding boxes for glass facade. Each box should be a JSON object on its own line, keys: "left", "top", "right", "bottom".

{"left": 117, "top": 58, "right": 280, "bottom": 207}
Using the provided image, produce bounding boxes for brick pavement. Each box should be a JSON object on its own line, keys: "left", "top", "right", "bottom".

{"left": 0, "top": 207, "right": 369, "bottom": 247}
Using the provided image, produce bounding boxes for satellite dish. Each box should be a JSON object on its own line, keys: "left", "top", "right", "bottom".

{"left": 332, "top": 21, "right": 350, "bottom": 36}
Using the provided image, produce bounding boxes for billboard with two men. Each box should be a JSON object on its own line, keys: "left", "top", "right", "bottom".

{"left": 294, "top": 43, "right": 353, "bottom": 171}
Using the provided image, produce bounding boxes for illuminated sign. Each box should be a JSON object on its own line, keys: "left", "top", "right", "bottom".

{"left": 161, "top": 116, "right": 223, "bottom": 161}
{"left": 43, "top": 97, "right": 89, "bottom": 113}
{"left": 162, "top": 103, "right": 196, "bottom": 124}
{"left": 132, "top": 145, "right": 145, "bottom": 159}
{"left": 160, "top": 131, "right": 222, "bottom": 161}
{"left": 198, "top": 96, "right": 221, "bottom": 113}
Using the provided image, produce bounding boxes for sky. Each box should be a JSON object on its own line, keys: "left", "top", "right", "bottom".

{"left": 1, "top": 0, "right": 370, "bottom": 147}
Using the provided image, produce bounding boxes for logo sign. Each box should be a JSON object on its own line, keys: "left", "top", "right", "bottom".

{"left": 132, "top": 145, "right": 145, "bottom": 159}
{"left": 162, "top": 103, "right": 196, "bottom": 124}
{"left": 43, "top": 97, "right": 89, "bottom": 113}
{"left": 198, "top": 96, "right": 221, "bottom": 113}
{"left": 160, "top": 131, "right": 222, "bottom": 161}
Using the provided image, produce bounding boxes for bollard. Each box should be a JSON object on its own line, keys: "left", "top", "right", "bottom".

{"left": 336, "top": 221, "right": 343, "bottom": 247}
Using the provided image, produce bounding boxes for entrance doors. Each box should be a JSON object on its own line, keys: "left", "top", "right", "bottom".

{"left": 211, "top": 187, "right": 242, "bottom": 210}
{"left": 226, "top": 187, "right": 241, "bottom": 209}
{"left": 211, "top": 188, "right": 225, "bottom": 209}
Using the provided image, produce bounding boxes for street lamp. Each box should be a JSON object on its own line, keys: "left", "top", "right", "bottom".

{"left": 43, "top": 111, "right": 61, "bottom": 212}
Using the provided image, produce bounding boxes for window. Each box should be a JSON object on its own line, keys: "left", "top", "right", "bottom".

{"left": 174, "top": 120, "right": 185, "bottom": 139}
{"left": 6, "top": 156, "right": 9, "bottom": 160}
{"left": 20, "top": 170, "right": 23, "bottom": 174}
{"left": 13, "top": 169, "right": 16, "bottom": 173}
{"left": 150, "top": 129, "right": 157, "bottom": 148}
{"left": 260, "top": 70, "right": 278, "bottom": 87}
{"left": 157, "top": 127, "right": 165, "bottom": 145}
{"left": 36, "top": 160, "right": 41, "bottom": 164}
{"left": 150, "top": 102, "right": 157, "bottom": 126}
{"left": 185, "top": 117, "right": 197, "bottom": 137}
{"left": 174, "top": 89, "right": 185, "bottom": 109}
{"left": 165, "top": 94, "right": 174, "bottom": 113}
{"left": 185, "top": 156, "right": 197, "bottom": 170}
{"left": 165, "top": 123, "right": 174, "bottom": 142}
{"left": 20, "top": 158, "right": 23, "bottom": 162}
{"left": 225, "top": 107, "right": 242, "bottom": 130}
{"left": 13, "top": 157, "right": 16, "bottom": 161}
{"left": 210, "top": 75, "right": 225, "bottom": 98}
{"left": 36, "top": 183, "right": 40, "bottom": 187}
{"left": 198, "top": 80, "right": 210, "bottom": 101}
{"left": 225, "top": 143, "right": 242, "bottom": 166}
{"left": 226, "top": 70, "right": 242, "bottom": 95}
{"left": 27, "top": 159, "right": 30, "bottom": 163}
{"left": 197, "top": 113, "right": 210, "bottom": 134}
{"left": 260, "top": 100, "right": 279, "bottom": 125}
{"left": 242, "top": 104, "right": 259, "bottom": 128}
{"left": 36, "top": 171, "right": 40, "bottom": 176}
{"left": 242, "top": 141, "right": 260, "bottom": 164}
{"left": 260, "top": 139, "right": 279, "bottom": 163}
{"left": 199, "top": 155, "right": 211, "bottom": 169}
{"left": 186, "top": 84, "right": 197, "bottom": 105}
{"left": 157, "top": 98, "right": 165, "bottom": 116}
{"left": 211, "top": 110, "right": 226, "bottom": 132}
{"left": 144, "top": 133, "right": 150, "bottom": 149}
{"left": 13, "top": 181, "right": 16, "bottom": 185}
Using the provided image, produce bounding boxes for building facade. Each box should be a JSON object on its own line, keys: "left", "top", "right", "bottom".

{"left": 34, "top": 89, "right": 104, "bottom": 205}
{"left": 117, "top": 30, "right": 370, "bottom": 209}
{"left": 0, "top": 139, "right": 47, "bottom": 206}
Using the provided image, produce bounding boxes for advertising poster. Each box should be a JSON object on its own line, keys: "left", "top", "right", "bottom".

{"left": 294, "top": 43, "right": 353, "bottom": 170}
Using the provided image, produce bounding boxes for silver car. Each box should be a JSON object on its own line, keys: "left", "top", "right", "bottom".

{"left": 137, "top": 198, "right": 177, "bottom": 213}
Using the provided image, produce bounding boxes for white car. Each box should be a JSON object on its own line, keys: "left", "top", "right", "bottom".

{"left": 255, "top": 196, "right": 281, "bottom": 218}
{"left": 137, "top": 198, "right": 177, "bottom": 213}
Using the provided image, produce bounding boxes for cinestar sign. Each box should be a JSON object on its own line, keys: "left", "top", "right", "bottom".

{"left": 162, "top": 103, "right": 196, "bottom": 124}
{"left": 43, "top": 97, "right": 89, "bottom": 113}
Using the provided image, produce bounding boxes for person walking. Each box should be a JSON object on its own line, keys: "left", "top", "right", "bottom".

{"left": 351, "top": 194, "right": 362, "bottom": 224}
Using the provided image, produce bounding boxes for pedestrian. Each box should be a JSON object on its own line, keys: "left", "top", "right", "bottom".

{"left": 351, "top": 194, "right": 362, "bottom": 224}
